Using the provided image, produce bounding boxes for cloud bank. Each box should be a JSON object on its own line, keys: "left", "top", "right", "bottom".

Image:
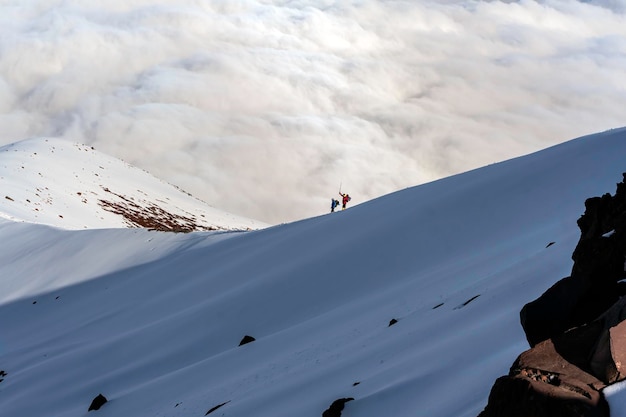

{"left": 1, "top": 0, "right": 625, "bottom": 223}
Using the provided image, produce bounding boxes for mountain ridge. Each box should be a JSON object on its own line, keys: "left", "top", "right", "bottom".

{"left": 0, "top": 137, "right": 267, "bottom": 231}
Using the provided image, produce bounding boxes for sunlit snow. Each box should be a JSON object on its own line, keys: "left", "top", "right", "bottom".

{"left": 0, "top": 138, "right": 267, "bottom": 231}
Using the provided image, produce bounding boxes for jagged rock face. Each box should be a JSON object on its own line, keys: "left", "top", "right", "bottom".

{"left": 521, "top": 173, "right": 626, "bottom": 347}
{"left": 478, "top": 173, "right": 626, "bottom": 417}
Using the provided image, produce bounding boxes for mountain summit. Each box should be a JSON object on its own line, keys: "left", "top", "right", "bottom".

{"left": 0, "top": 137, "right": 267, "bottom": 231}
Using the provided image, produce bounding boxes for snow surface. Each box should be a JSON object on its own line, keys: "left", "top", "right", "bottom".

{"left": 605, "top": 379, "right": 626, "bottom": 415}
{"left": 0, "top": 137, "right": 267, "bottom": 231}
{"left": 1, "top": 128, "right": 626, "bottom": 417}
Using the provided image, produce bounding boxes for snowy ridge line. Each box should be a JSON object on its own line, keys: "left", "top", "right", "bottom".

{"left": 0, "top": 137, "right": 268, "bottom": 231}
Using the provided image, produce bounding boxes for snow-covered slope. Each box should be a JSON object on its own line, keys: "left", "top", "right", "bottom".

{"left": 0, "top": 137, "right": 267, "bottom": 231}
{"left": 1, "top": 129, "right": 626, "bottom": 417}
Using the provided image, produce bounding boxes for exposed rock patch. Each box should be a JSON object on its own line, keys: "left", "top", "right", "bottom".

{"left": 0, "top": 138, "right": 265, "bottom": 231}
{"left": 99, "top": 187, "right": 218, "bottom": 233}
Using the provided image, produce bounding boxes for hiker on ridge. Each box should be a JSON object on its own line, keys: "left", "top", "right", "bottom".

{"left": 339, "top": 192, "right": 351, "bottom": 210}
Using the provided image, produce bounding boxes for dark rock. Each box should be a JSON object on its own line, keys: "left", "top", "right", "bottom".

{"left": 238, "top": 335, "right": 256, "bottom": 346}
{"left": 205, "top": 400, "right": 230, "bottom": 415}
{"left": 576, "top": 194, "right": 612, "bottom": 239}
{"left": 322, "top": 398, "right": 354, "bottom": 417}
{"left": 88, "top": 394, "right": 108, "bottom": 411}
{"left": 454, "top": 294, "right": 480, "bottom": 310}
{"left": 520, "top": 275, "right": 616, "bottom": 348}
{"left": 388, "top": 318, "right": 398, "bottom": 327}
{"left": 461, "top": 294, "right": 480, "bottom": 306}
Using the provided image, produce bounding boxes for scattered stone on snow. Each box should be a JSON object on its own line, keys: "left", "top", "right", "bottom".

{"left": 205, "top": 400, "right": 230, "bottom": 415}
{"left": 88, "top": 393, "right": 108, "bottom": 411}
{"left": 454, "top": 294, "right": 480, "bottom": 309}
{"left": 238, "top": 335, "right": 256, "bottom": 346}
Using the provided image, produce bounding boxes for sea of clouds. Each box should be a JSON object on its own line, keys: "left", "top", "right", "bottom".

{"left": 1, "top": 0, "right": 625, "bottom": 223}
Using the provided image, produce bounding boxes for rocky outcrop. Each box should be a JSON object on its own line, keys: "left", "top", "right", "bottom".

{"left": 521, "top": 174, "right": 626, "bottom": 347}
{"left": 479, "top": 173, "right": 626, "bottom": 417}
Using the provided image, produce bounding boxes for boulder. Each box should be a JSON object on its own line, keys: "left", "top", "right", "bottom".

{"left": 478, "top": 338, "right": 609, "bottom": 417}
{"left": 238, "top": 335, "right": 256, "bottom": 346}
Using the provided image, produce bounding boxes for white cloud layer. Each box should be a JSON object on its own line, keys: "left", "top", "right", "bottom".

{"left": 1, "top": 0, "right": 625, "bottom": 223}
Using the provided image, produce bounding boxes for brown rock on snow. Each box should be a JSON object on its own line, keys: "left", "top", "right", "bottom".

{"left": 478, "top": 318, "right": 615, "bottom": 417}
